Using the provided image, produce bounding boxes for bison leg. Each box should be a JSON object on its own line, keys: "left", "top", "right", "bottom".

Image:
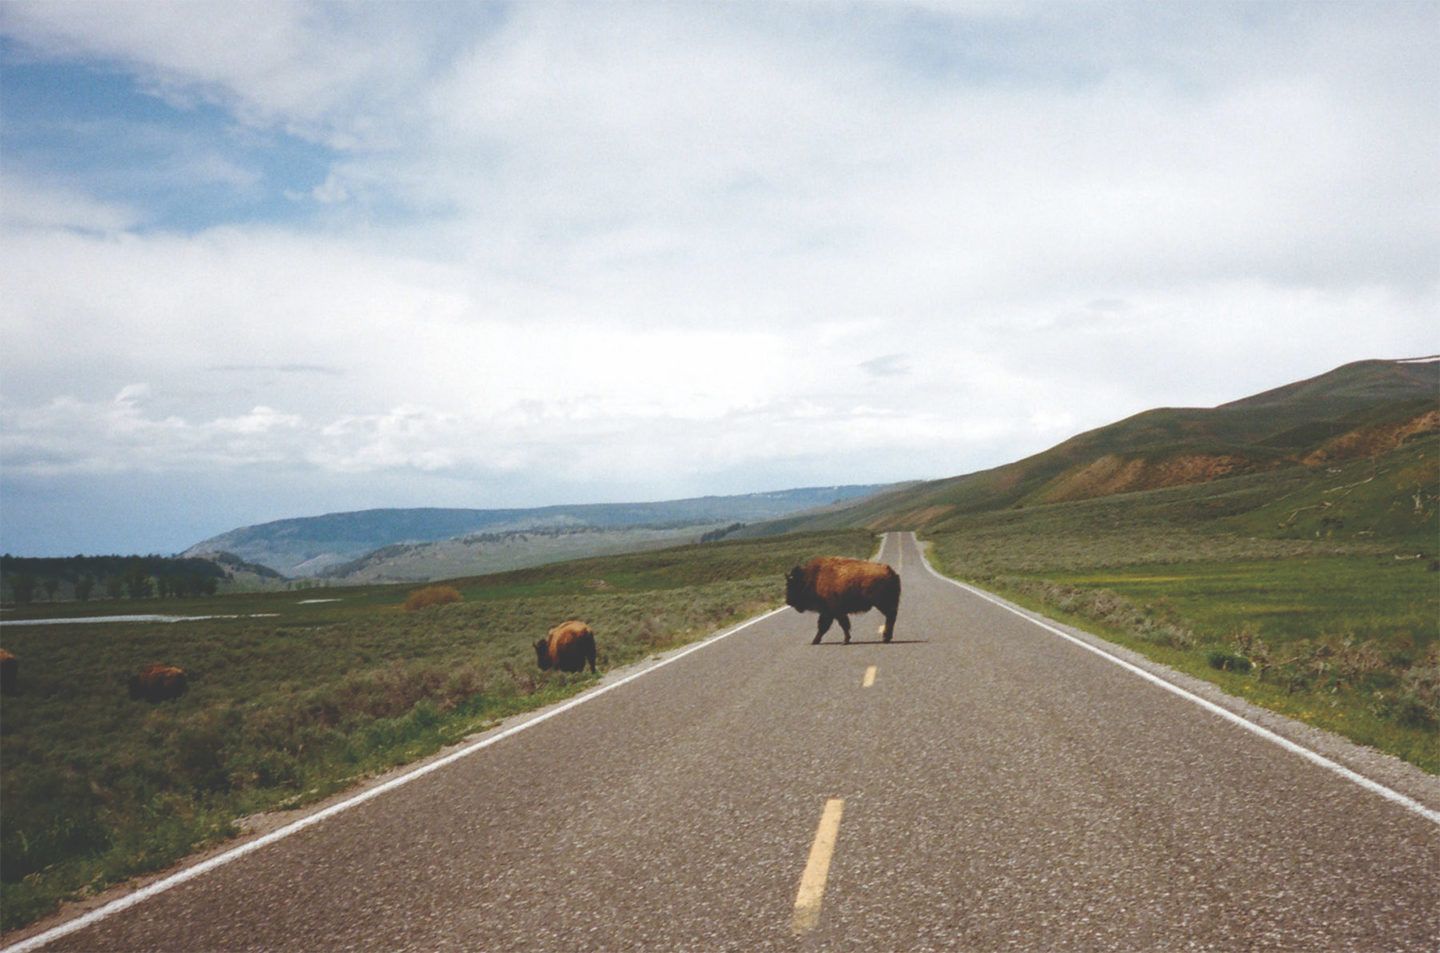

{"left": 882, "top": 609, "right": 896, "bottom": 643}
{"left": 835, "top": 613, "right": 852, "bottom": 644}
{"left": 812, "top": 614, "right": 833, "bottom": 645}
{"left": 586, "top": 639, "right": 597, "bottom": 673}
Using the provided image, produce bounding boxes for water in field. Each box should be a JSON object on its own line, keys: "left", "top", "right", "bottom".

{"left": 0, "top": 613, "right": 281, "bottom": 626}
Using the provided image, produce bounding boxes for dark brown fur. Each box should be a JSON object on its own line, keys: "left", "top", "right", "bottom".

{"left": 128, "top": 663, "right": 188, "bottom": 702}
{"left": 534, "top": 620, "right": 597, "bottom": 673}
{"left": 0, "top": 649, "right": 16, "bottom": 695}
{"left": 785, "top": 557, "right": 900, "bottom": 644}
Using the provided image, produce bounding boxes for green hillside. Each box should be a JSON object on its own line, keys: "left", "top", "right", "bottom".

{"left": 779, "top": 358, "right": 1437, "bottom": 534}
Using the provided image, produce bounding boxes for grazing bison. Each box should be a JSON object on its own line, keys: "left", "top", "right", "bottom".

{"left": 0, "top": 649, "right": 16, "bottom": 695}
{"left": 785, "top": 557, "right": 901, "bottom": 645}
{"left": 534, "top": 620, "right": 597, "bottom": 673}
{"left": 128, "top": 663, "right": 188, "bottom": 702}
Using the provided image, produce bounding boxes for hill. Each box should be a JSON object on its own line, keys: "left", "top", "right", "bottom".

{"left": 318, "top": 525, "right": 730, "bottom": 584}
{"left": 768, "top": 357, "right": 1438, "bottom": 535}
{"left": 183, "top": 485, "right": 893, "bottom": 577}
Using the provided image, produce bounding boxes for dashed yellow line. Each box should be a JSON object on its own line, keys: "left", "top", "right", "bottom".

{"left": 792, "top": 798, "right": 845, "bottom": 935}
{"left": 862, "top": 665, "right": 877, "bottom": 688}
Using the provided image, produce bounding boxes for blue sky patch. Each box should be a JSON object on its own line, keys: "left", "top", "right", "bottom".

{"left": 2, "top": 37, "right": 336, "bottom": 232}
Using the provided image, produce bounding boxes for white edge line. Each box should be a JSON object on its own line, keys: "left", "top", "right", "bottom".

{"left": 2, "top": 605, "right": 792, "bottom": 953}
{"left": 909, "top": 534, "right": 1440, "bottom": 827}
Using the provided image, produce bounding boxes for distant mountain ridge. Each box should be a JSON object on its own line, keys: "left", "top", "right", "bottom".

{"left": 761, "top": 357, "right": 1439, "bottom": 535}
{"left": 183, "top": 485, "right": 894, "bottom": 577}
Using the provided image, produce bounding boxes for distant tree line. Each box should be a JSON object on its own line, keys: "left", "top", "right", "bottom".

{"left": 0, "top": 555, "right": 228, "bottom": 605}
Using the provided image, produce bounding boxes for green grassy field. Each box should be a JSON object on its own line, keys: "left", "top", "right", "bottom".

{"left": 925, "top": 440, "right": 1439, "bottom": 774}
{"left": 0, "top": 530, "right": 874, "bottom": 932}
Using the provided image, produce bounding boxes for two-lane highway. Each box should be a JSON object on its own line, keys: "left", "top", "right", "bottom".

{"left": 10, "top": 533, "right": 1438, "bottom": 951}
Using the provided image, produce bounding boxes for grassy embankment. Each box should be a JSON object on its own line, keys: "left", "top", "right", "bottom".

{"left": 925, "top": 437, "right": 1439, "bottom": 773}
{"left": 0, "top": 530, "right": 873, "bottom": 932}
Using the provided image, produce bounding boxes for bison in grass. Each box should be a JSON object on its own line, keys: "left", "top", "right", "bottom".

{"left": 129, "top": 663, "right": 188, "bottom": 702}
{"left": 535, "top": 620, "right": 597, "bottom": 673}
{"left": 785, "top": 557, "right": 900, "bottom": 645}
{"left": 0, "top": 649, "right": 16, "bottom": 695}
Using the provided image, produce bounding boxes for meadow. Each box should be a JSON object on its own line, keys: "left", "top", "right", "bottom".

{"left": 0, "top": 530, "right": 874, "bottom": 932}
{"left": 925, "top": 439, "right": 1439, "bottom": 773}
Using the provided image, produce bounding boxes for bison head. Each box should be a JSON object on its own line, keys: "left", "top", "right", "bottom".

{"left": 784, "top": 566, "right": 808, "bottom": 611}
{"left": 533, "top": 638, "right": 552, "bottom": 671}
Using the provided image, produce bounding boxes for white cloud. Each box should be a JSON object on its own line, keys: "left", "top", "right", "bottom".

{"left": 0, "top": 175, "right": 142, "bottom": 233}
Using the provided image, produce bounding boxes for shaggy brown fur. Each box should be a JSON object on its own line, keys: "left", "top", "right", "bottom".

{"left": 128, "top": 663, "right": 188, "bottom": 702}
{"left": 534, "top": 620, "right": 598, "bottom": 673}
{"left": 0, "top": 649, "right": 16, "bottom": 695}
{"left": 785, "top": 557, "right": 901, "bottom": 644}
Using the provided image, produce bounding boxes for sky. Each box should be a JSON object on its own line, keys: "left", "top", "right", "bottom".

{"left": 1, "top": 1, "right": 1437, "bottom": 557}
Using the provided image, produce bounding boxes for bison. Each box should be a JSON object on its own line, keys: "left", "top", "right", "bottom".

{"left": 0, "top": 649, "right": 16, "bottom": 695}
{"left": 128, "top": 663, "right": 188, "bottom": 702}
{"left": 534, "top": 620, "right": 597, "bottom": 673}
{"left": 785, "top": 557, "right": 900, "bottom": 645}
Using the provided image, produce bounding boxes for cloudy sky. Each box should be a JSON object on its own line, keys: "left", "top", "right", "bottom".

{"left": 2, "top": 1, "right": 1436, "bottom": 556}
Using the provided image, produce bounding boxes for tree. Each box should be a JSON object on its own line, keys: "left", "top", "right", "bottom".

{"left": 42, "top": 578, "right": 59, "bottom": 602}
{"left": 105, "top": 575, "right": 124, "bottom": 599}
{"left": 10, "top": 573, "right": 36, "bottom": 605}
{"left": 124, "top": 567, "right": 153, "bottom": 600}
{"left": 75, "top": 576, "right": 95, "bottom": 601}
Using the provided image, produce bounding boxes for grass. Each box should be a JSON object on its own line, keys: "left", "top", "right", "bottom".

{"left": 953, "top": 573, "right": 1438, "bottom": 772}
{"left": 923, "top": 440, "right": 1440, "bottom": 775}
{"left": 1046, "top": 556, "right": 1436, "bottom": 646}
{"left": 0, "top": 530, "right": 874, "bottom": 932}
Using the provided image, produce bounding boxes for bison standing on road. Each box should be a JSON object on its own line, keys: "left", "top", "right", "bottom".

{"left": 785, "top": 557, "right": 900, "bottom": 645}
{"left": 535, "top": 620, "right": 598, "bottom": 673}
{"left": 129, "top": 663, "right": 188, "bottom": 702}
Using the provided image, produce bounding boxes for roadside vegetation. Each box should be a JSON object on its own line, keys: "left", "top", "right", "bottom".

{"left": 926, "top": 437, "right": 1439, "bottom": 773}
{"left": 0, "top": 530, "right": 873, "bottom": 932}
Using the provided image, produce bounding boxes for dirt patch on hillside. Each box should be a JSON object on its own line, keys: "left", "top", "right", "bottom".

{"left": 1036, "top": 453, "right": 1253, "bottom": 504}
{"left": 1303, "top": 410, "right": 1440, "bottom": 466}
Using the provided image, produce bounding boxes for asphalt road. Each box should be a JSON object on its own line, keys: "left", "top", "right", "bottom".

{"left": 11, "top": 533, "right": 1439, "bottom": 951}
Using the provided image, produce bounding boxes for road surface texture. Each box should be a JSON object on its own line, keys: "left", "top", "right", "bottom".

{"left": 8, "top": 533, "right": 1438, "bottom": 951}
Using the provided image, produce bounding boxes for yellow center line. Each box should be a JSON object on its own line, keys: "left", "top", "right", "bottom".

{"left": 792, "top": 798, "right": 845, "bottom": 935}
{"left": 862, "top": 665, "right": 877, "bottom": 688}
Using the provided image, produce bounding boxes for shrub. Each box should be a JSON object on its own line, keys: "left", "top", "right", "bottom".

{"left": 1228, "top": 627, "right": 1281, "bottom": 681}
{"left": 1392, "top": 644, "right": 1440, "bottom": 729}
{"left": 1206, "top": 649, "right": 1253, "bottom": 674}
{"left": 402, "top": 585, "right": 462, "bottom": 612}
{"left": 0, "top": 768, "right": 111, "bottom": 883}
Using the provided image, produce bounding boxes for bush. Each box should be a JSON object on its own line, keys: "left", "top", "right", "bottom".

{"left": 402, "top": 585, "right": 462, "bottom": 612}
{"left": 0, "top": 768, "right": 111, "bottom": 883}
{"left": 1206, "top": 649, "right": 1253, "bottom": 673}
{"left": 1392, "top": 644, "right": 1440, "bottom": 729}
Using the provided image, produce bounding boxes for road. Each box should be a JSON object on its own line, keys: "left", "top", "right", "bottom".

{"left": 10, "top": 533, "right": 1438, "bottom": 951}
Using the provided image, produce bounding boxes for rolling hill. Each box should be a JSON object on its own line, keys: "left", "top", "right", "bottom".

{"left": 183, "top": 485, "right": 895, "bottom": 577}
{"left": 766, "top": 357, "right": 1438, "bottom": 536}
